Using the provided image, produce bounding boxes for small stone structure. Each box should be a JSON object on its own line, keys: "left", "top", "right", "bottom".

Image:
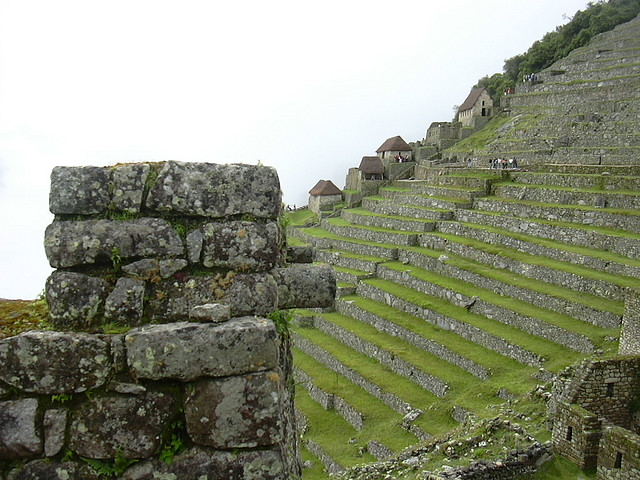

{"left": 457, "top": 87, "right": 493, "bottom": 128}
{"left": 308, "top": 179, "right": 343, "bottom": 216}
{"left": 0, "top": 161, "right": 336, "bottom": 480}
{"left": 550, "top": 290, "right": 640, "bottom": 478}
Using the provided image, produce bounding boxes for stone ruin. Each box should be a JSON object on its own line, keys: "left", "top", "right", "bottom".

{"left": 0, "top": 161, "right": 335, "bottom": 479}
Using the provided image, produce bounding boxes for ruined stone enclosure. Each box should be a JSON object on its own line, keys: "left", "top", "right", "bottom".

{"left": 0, "top": 161, "right": 335, "bottom": 480}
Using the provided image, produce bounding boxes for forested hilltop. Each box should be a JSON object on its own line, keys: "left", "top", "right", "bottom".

{"left": 474, "top": 0, "right": 640, "bottom": 100}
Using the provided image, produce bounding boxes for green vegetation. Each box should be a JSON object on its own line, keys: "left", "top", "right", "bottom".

{"left": 475, "top": 0, "right": 640, "bottom": 97}
{"left": 0, "top": 296, "right": 50, "bottom": 339}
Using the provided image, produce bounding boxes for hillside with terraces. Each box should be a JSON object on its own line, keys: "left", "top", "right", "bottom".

{"left": 288, "top": 14, "right": 640, "bottom": 480}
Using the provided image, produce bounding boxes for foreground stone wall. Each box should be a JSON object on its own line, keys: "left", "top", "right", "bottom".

{"left": 0, "top": 161, "right": 336, "bottom": 480}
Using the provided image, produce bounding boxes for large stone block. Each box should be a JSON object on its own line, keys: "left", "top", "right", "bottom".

{"left": 121, "top": 446, "right": 287, "bottom": 480}
{"left": 49, "top": 166, "right": 112, "bottom": 215}
{"left": 44, "top": 218, "right": 184, "bottom": 268}
{"left": 6, "top": 460, "right": 99, "bottom": 480}
{"left": 0, "top": 331, "right": 112, "bottom": 394}
{"left": 125, "top": 317, "right": 278, "bottom": 381}
{"left": 146, "top": 272, "right": 278, "bottom": 320}
{"left": 45, "top": 271, "right": 110, "bottom": 330}
{"left": 110, "top": 163, "right": 150, "bottom": 213}
{"left": 0, "top": 398, "right": 42, "bottom": 459}
{"left": 200, "top": 220, "right": 282, "bottom": 271}
{"left": 274, "top": 264, "right": 336, "bottom": 309}
{"left": 68, "top": 392, "right": 174, "bottom": 459}
{"left": 103, "top": 277, "right": 146, "bottom": 325}
{"left": 146, "top": 161, "right": 282, "bottom": 218}
{"left": 184, "top": 370, "right": 284, "bottom": 448}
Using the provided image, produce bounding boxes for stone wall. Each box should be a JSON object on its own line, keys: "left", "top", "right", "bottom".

{"left": 620, "top": 289, "right": 640, "bottom": 355}
{"left": 0, "top": 161, "right": 336, "bottom": 480}
{"left": 550, "top": 357, "right": 640, "bottom": 475}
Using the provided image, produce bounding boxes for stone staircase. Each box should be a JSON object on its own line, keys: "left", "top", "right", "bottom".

{"left": 289, "top": 167, "right": 640, "bottom": 473}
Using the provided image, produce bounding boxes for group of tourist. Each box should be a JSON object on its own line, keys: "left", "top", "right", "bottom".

{"left": 523, "top": 73, "right": 539, "bottom": 82}
{"left": 489, "top": 158, "right": 518, "bottom": 169}
{"left": 394, "top": 154, "right": 411, "bottom": 163}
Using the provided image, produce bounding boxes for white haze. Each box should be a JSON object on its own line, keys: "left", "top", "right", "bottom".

{"left": 0, "top": 0, "right": 590, "bottom": 299}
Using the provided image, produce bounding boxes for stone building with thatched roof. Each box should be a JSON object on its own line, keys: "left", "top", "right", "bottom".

{"left": 308, "top": 180, "right": 342, "bottom": 216}
{"left": 376, "top": 135, "right": 413, "bottom": 162}
{"left": 359, "top": 156, "right": 384, "bottom": 180}
{"left": 457, "top": 87, "right": 493, "bottom": 127}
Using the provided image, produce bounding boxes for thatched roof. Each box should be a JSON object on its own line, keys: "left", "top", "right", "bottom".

{"left": 458, "top": 87, "right": 487, "bottom": 113}
{"left": 375, "top": 135, "right": 411, "bottom": 153}
{"left": 309, "top": 180, "right": 342, "bottom": 196}
{"left": 359, "top": 156, "right": 384, "bottom": 175}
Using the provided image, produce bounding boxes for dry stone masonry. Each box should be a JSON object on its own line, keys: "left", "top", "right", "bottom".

{"left": 0, "top": 161, "right": 336, "bottom": 480}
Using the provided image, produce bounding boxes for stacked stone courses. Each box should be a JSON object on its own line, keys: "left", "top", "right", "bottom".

{"left": 0, "top": 161, "right": 336, "bottom": 479}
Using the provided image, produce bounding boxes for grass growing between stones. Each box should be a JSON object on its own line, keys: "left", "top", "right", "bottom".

{"left": 292, "top": 325, "right": 456, "bottom": 436}
{"left": 380, "top": 261, "right": 619, "bottom": 348}
{"left": 294, "top": 348, "right": 419, "bottom": 451}
{"left": 428, "top": 231, "right": 640, "bottom": 292}
{"left": 404, "top": 245, "right": 623, "bottom": 316}
{"left": 343, "top": 208, "right": 438, "bottom": 227}
{"left": 458, "top": 215, "right": 640, "bottom": 267}
{"left": 295, "top": 388, "right": 377, "bottom": 468}
{"left": 361, "top": 278, "right": 584, "bottom": 371}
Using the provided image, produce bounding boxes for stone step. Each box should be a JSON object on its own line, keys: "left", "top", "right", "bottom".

{"left": 397, "top": 248, "right": 621, "bottom": 329}
{"left": 335, "top": 297, "right": 490, "bottom": 380}
{"left": 508, "top": 172, "right": 640, "bottom": 190}
{"left": 419, "top": 230, "right": 633, "bottom": 302}
{"left": 362, "top": 197, "right": 454, "bottom": 221}
{"left": 292, "top": 226, "right": 399, "bottom": 260}
{"left": 311, "top": 313, "right": 450, "bottom": 397}
{"left": 473, "top": 198, "right": 640, "bottom": 235}
{"left": 321, "top": 218, "right": 420, "bottom": 247}
{"left": 340, "top": 209, "right": 437, "bottom": 233}
{"left": 403, "top": 184, "right": 489, "bottom": 201}
{"left": 356, "top": 280, "right": 544, "bottom": 368}
{"left": 294, "top": 367, "right": 365, "bottom": 431}
{"left": 491, "top": 183, "right": 640, "bottom": 210}
{"left": 382, "top": 191, "right": 473, "bottom": 210}
{"left": 332, "top": 266, "right": 373, "bottom": 284}
{"left": 509, "top": 80, "right": 640, "bottom": 109}
{"left": 395, "top": 175, "right": 499, "bottom": 189}
{"left": 314, "top": 249, "right": 383, "bottom": 273}
{"left": 376, "top": 264, "right": 595, "bottom": 354}
{"left": 453, "top": 210, "right": 640, "bottom": 271}
{"left": 525, "top": 164, "right": 640, "bottom": 176}
{"left": 291, "top": 331, "right": 431, "bottom": 440}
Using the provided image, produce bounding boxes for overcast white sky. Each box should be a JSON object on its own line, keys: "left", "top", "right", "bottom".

{"left": 0, "top": 0, "right": 590, "bottom": 299}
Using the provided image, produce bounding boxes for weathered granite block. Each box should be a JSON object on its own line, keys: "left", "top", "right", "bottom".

{"left": 146, "top": 161, "right": 282, "bottom": 218}
{"left": 45, "top": 271, "right": 110, "bottom": 330}
{"left": 125, "top": 317, "right": 278, "bottom": 381}
{"left": 103, "top": 277, "right": 146, "bottom": 325}
{"left": 185, "top": 370, "right": 284, "bottom": 448}
{"left": 0, "top": 331, "right": 112, "bottom": 394}
{"left": 121, "top": 258, "right": 188, "bottom": 281}
{"left": 68, "top": 392, "right": 174, "bottom": 459}
{"left": 121, "top": 446, "right": 287, "bottom": 480}
{"left": 43, "top": 409, "right": 67, "bottom": 457}
{"left": 110, "top": 163, "right": 150, "bottom": 213}
{"left": 274, "top": 264, "right": 336, "bottom": 309}
{"left": 189, "top": 303, "right": 231, "bottom": 323}
{"left": 200, "top": 220, "right": 282, "bottom": 271}
{"left": 0, "top": 398, "right": 41, "bottom": 459}
{"left": 49, "top": 166, "right": 112, "bottom": 215}
{"left": 146, "top": 272, "right": 278, "bottom": 320}
{"left": 6, "top": 460, "right": 99, "bottom": 480}
{"left": 44, "top": 218, "right": 184, "bottom": 268}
